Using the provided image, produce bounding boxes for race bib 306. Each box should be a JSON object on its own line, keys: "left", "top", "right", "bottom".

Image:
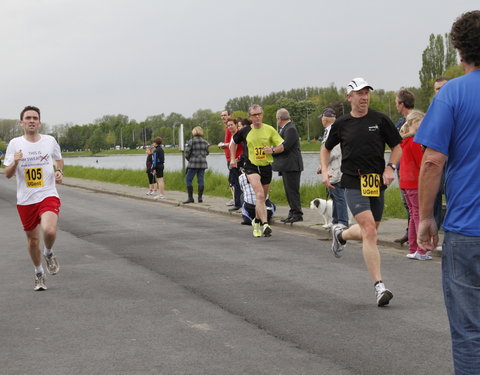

{"left": 360, "top": 173, "right": 380, "bottom": 197}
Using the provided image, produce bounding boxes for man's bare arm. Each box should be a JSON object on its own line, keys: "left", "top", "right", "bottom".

{"left": 229, "top": 142, "right": 238, "bottom": 168}
{"left": 417, "top": 148, "right": 446, "bottom": 250}
{"left": 4, "top": 150, "right": 23, "bottom": 179}
{"left": 320, "top": 145, "right": 333, "bottom": 189}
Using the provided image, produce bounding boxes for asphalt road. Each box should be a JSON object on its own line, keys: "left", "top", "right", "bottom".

{"left": 0, "top": 177, "right": 453, "bottom": 375}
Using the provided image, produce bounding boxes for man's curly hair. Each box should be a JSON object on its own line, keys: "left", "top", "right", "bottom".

{"left": 451, "top": 10, "right": 480, "bottom": 67}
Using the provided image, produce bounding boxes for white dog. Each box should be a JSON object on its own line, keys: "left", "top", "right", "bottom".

{"left": 310, "top": 198, "right": 334, "bottom": 229}
{"left": 310, "top": 198, "right": 354, "bottom": 229}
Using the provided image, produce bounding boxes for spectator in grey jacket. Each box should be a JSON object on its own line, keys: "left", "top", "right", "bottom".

{"left": 183, "top": 126, "right": 209, "bottom": 204}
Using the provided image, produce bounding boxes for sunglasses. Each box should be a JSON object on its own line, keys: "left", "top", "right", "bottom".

{"left": 250, "top": 113, "right": 263, "bottom": 118}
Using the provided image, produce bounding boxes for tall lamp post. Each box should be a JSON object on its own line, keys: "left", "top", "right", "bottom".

{"left": 304, "top": 87, "right": 313, "bottom": 141}
{"left": 179, "top": 124, "right": 185, "bottom": 173}
{"left": 172, "top": 122, "right": 179, "bottom": 147}
{"left": 306, "top": 107, "right": 311, "bottom": 141}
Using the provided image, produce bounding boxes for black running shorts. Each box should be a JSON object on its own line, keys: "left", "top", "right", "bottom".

{"left": 344, "top": 188, "right": 385, "bottom": 222}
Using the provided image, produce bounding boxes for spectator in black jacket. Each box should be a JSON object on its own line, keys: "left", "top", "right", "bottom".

{"left": 272, "top": 108, "right": 304, "bottom": 223}
{"left": 152, "top": 137, "right": 165, "bottom": 200}
{"left": 145, "top": 146, "right": 159, "bottom": 195}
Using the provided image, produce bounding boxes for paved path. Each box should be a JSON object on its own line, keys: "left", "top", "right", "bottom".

{"left": 61, "top": 176, "right": 443, "bottom": 257}
{"left": 0, "top": 176, "right": 453, "bottom": 374}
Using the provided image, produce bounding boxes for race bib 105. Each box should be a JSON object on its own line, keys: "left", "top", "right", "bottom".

{"left": 25, "top": 167, "right": 44, "bottom": 188}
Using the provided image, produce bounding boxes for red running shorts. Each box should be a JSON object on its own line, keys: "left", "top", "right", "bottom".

{"left": 17, "top": 196, "right": 61, "bottom": 232}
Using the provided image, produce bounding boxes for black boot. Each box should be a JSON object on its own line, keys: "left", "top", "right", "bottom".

{"left": 198, "top": 185, "right": 204, "bottom": 203}
{"left": 183, "top": 186, "right": 194, "bottom": 204}
{"left": 394, "top": 231, "right": 408, "bottom": 245}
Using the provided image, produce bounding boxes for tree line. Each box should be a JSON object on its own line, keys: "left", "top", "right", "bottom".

{"left": 0, "top": 33, "right": 462, "bottom": 154}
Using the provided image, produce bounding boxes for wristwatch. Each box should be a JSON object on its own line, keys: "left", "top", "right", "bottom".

{"left": 386, "top": 163, "right": 397, "bottom": 171}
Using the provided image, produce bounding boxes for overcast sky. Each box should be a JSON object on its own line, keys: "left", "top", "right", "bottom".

{"left": 1, "top": 0, "right": 478, "bottom": 126}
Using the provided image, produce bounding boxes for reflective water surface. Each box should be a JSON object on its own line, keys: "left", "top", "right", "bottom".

{"left": 64, "top": 152, "right": 395, "bottom": 186}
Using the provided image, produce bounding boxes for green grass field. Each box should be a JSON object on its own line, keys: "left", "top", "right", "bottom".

{"left": 63, "top": 165, "right": 407, "bottom": 219}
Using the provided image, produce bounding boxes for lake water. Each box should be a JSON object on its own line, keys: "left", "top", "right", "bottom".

{"left": 64, "top": 152, "right": 396, "bottom": 186}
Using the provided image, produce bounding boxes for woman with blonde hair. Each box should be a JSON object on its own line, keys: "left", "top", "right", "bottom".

{"left": 183, "top": 126, "right": 209, "bottom": 204}
{"left": 399, "top": 110, "right": 430, "bottom": 260}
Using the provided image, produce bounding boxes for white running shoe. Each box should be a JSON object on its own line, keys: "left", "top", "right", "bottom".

{"left": 34, "top": 273, "right": 47, "bottom": 291}
{"left": 154, "top": 194, "right": 166, "bottom": 200}
{"left": 44, "top": 252, "right": 60, "bottom": 275}
{"left": 407, "top": 252, "right": 432, "bottom": 261}
{"left": 415, "top": 252, "right": 432, "bottom": 260}
{"left": 375, "top": 282, "right": 393, "bottom": 307}
{"left": 331, "top": 224, "right": 346, "bottom": 258}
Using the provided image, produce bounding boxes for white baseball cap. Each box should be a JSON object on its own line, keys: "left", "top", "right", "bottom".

{"left": 347, "top": 77, "right": 374, "bottom": 94}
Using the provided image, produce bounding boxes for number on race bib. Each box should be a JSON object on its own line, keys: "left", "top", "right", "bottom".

{"left": 360, "top": 173, "right": 380, "bottom": 197}
{"left": 254, "top": 146, "right": 266, "bottom": 161}
{"left": 25, "top": 167, "right": 44, "bottom": 188}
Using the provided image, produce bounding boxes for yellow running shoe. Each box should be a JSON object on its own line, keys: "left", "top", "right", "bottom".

{"left": 252, "top": 219, "right": 262, "bottom": 237}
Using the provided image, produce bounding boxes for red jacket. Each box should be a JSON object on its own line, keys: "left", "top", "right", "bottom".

{"left": 399, "top": 136, "right": 423, "bottom": 189}
{"left": 224, "top": 128, "right": 243, "bottom": 162}
{"left": 223, "top": 128, "right": 232, "bottom": 161}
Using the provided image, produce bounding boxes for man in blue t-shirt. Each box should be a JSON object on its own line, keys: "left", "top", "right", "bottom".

{"left": 415, "top": 11, "right": 480, "bottom": 374}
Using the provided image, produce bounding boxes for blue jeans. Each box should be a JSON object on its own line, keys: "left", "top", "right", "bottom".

{"left": 442, "top": 231, "right": 480, "bottom": 374}
{"left": 329, "top": 183, "right": 349, "bottom": 227}
{"left": 186, "top": 168, "right": 205, "bottom": 187}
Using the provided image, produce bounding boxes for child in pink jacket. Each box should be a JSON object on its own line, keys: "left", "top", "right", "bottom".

{"left": 399, "top": 111, "right": 431, "bottom": 260}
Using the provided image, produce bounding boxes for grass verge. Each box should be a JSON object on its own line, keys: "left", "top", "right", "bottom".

{"left": 64, "top": 165, "right": 406, "bottom": 219}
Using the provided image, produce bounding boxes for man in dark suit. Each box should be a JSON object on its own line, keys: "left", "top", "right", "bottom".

{"left": 272, "top": 108, "right": 304, "bottom": 223}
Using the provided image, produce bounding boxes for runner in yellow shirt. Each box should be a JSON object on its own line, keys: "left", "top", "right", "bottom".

{"left": 230, "top": 105, "right": 284, "bottom": 237}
